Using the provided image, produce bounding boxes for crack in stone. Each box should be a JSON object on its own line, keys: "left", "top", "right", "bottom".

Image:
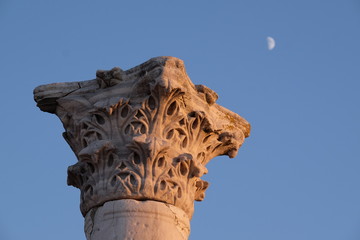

{"left": 164, "top": 203, "right": 189, "bottom": 238}
{"left": 88, "top": 207, "right": 98, "bottom": 240}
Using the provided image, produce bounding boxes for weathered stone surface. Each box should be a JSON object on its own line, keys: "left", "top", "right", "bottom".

{"left": 34, "top": 56, "right": 250, "bottom": 219}
{"left": 85, "top": 199, "right": 190, "bottom": 240}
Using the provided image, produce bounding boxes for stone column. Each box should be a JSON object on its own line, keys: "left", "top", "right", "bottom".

{"left": 34, "top": 57, "right": 250, "bottom": 240}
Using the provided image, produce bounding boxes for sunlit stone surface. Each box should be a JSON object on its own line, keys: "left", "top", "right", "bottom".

{"left": 34, "top": 56, "right": 250, "bottom": 240}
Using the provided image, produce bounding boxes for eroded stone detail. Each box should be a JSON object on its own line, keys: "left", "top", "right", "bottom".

{"left": 34, "top": 56, "right": 250, "bottom": 218}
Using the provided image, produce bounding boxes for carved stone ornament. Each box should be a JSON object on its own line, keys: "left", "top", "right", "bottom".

{"left": 34, "top": 57, "right": 250, "bottom": 218}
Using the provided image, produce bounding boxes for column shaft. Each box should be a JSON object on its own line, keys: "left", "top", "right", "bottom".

{"left": 85, "top": 199, "right": 190, "bottom": 240}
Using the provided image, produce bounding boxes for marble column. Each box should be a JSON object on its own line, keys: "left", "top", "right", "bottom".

{"left": 34, "top": 56, "right": 250, "bottom": 240}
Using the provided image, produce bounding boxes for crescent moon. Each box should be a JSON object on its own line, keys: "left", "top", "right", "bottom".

{"left": 267, "top": 37, "right": 275, "bottom": 50}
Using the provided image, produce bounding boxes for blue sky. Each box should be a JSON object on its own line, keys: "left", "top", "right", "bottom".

{"left": 1, "top": 0, "right": 360, "bottom": 239}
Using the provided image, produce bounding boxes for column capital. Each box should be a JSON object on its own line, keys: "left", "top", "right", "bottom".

{"left": 34, "top": 56, "right": 250, "bottom": 218}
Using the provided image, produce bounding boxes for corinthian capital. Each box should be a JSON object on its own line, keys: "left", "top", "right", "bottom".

{"left": 34, "top": 56, "right": 250, "bottom": 218}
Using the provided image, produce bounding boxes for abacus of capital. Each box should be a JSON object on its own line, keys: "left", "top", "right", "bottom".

{"left": 34, "top": 57, "right": 250, "bottom": 240}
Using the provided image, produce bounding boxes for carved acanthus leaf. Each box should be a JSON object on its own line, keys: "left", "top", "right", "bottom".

{"left": 34, "top": 56, "right": 250, "bottom": 218}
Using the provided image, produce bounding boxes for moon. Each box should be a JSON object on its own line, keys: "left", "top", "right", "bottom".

{"left": 267, "top": 36, "right": 275, "bottom": 50}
